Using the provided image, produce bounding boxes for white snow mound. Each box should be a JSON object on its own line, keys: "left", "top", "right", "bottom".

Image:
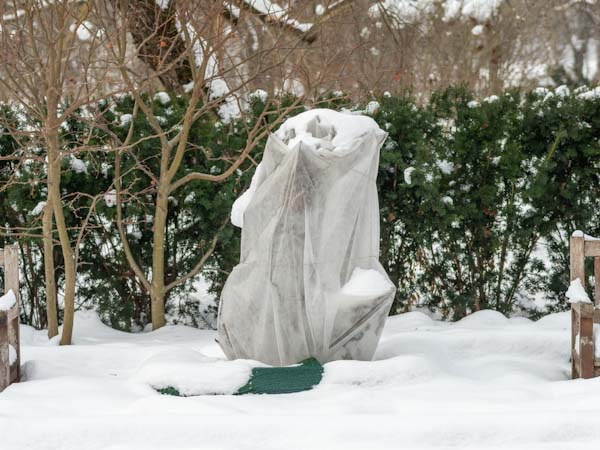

{"left": 1, "top": 309, "right": 591, "bottom": 449}
{"left": 566, "top": 278, "right": 591, "bottom": 304}
{"left": 454, "top": 309, "right": 509, "bottom": 328}
{"left": 274, "top": 108, "right": 383, "bottom": 153}
{"left": 132, "top": 349, "right": 259, "bottom": 396}
{"left": 8, "top": 344, "right": 17, "bottom": 365}
{"left": 323, "top": 355, "right": 437, "bottom": 388}
{"left": 341, "top": 268, "right": 393, "bottom": 297}
{"left": 0, "top": 289, "right": 16, "bottom": 311}
{"left": 381, "top": 311, "right": 436, "bottom": 333}
{"left": 231, "top": 108, "right": 386, "bottom": 228}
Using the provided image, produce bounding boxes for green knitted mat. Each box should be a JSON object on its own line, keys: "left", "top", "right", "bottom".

{"left": 156, "top": 358, "right": 324, "bottom": 396}
{"left": 236, "top": 357, "right": 323, "bottom": 395}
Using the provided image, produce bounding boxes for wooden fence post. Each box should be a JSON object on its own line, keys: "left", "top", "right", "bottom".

{"left": 572, "top": 306, "right": 579, "bottom": 378}
{"left": 4, "top": 245, "right": 19, "bottom": 380}
{"left": 0, "top": 312, "right": 8, "bottom": 391}
{"left": 571, "top": 234, "right": 585, "bottom": 378}
{"left": 595, "top": 257, "right": 600, "bottom": 307}
{"left": 580, "top": 303, "right": 595, "bottom": 379}
{"left": 570, "top": 234, "right": 585, "bottom": 282}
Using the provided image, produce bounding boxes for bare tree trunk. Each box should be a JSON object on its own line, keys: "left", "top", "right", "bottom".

{"left": 150, "top": 183, "right": 169, "bottom": 329}
{"left": 0, "top": 0, "right": 111, "bottom": 341}
{"left": 42, "top": 203, "right": 58, "bottom": 338}
{"left": 105, "top": 0, "right": 310, "bottom": 331}
{"left": 46, "top": 120, "right": 76, "bottom": 345}
{"left": 489, "top": 45, "right": 502, "bottom": 93}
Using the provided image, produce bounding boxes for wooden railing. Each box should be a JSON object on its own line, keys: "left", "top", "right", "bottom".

{"left": 570, "top": 232, "right": 600, "bottom": 379}
{"left": 0, "top": 244, "right": 20, "bottom": 391}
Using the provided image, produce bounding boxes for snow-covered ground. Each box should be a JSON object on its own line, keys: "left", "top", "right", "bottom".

{"left": 1, "top": 310, "right": 600, "bottom": 450}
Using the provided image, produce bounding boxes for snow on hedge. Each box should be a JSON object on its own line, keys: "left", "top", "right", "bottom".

{"left": 30, "top": 201, "right": 46, "bottom": 216}
{"left": 70, "top": 156, "right": 88, "bottom": 174}
{"left": 153, "top": 92, "right": 171, "bottom": 105}
{"left": 103, "top": 190, "right": 117, "bottom": 208}
{"left": 404, "top": 167, "right": 415, "bottom": 184}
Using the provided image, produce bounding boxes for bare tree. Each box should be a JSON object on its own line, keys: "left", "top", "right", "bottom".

{"left": 549, "top": 0, "right": 600, "bottom": 84}
{"left": 0, "top": 0, "right": 114, "bottom": 343}
{"left": 93, "top": 0, "right": 332, "bottom": 329}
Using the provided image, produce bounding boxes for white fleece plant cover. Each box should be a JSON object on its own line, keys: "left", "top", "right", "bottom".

{"left": 218, "top": 109, "right": 396, "bottom": 366}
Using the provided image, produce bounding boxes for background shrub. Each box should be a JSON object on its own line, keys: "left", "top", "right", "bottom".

{"left": 1, "top": 86, "right": 599, "bottom": 328}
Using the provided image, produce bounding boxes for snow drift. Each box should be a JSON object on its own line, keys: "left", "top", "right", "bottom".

{"left": 1, "top": 309, "right": 587, "bottom": 450}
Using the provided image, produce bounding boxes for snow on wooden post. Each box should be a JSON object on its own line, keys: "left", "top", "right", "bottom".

{"left": 0, "top": 244, "right": 20, "bottom": 391}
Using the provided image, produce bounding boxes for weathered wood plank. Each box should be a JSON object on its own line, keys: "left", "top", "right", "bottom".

{"left": 585, "top": 240, "right": 600, "bottom": 257}
{"left": 4, "top": 245, "right": 20, "bottom": 379}
{"left": 572, "top": 306, "right": 578, "bottom": 378}
{"left": 573, "top": 302, "right": 594, "bottom": 318}
{"left": 0, "top": 312, "right": 9, "bottom": 391}
{"left": 8, "top": 315, "right": 18, "bottom": 352}
{"left": 571, "top": 235, "right": 598, "bottom": 379}
{"left": 7, "top": 304, "right": 18, "bottom": 321}
{"left": 5, "top": 245, "right": 19, "bottom": 303}
{"left": 580, "top": 311, "right": 595, "bottom": 379}
{"left": 9, "top": 359, "right": 17, "bottom": 382}
{"left": 571, "top": 235, "right": 586, "bottom": 282}
{"left": 579, "top": 302, "right": 595, "bottom": 318}
{"left": 595, "top": 257, "right": 600, "bottom": 307}
{"left": 0, "top": 249, "right": 4, "bottom": 267}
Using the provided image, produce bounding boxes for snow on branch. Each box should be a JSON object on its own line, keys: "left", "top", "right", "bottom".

{"left": 232, "top": 0, "right": 355, "bottom": 43}
{"left": 368, "top": 0, "right": 505, "bottom": 28}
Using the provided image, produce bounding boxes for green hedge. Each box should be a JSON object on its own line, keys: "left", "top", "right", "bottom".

{"left": 374, "top": 86, "right": 600, "bottom": 318}
{"left": 1, "top": 86, "right": 599, "bottom": 328}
